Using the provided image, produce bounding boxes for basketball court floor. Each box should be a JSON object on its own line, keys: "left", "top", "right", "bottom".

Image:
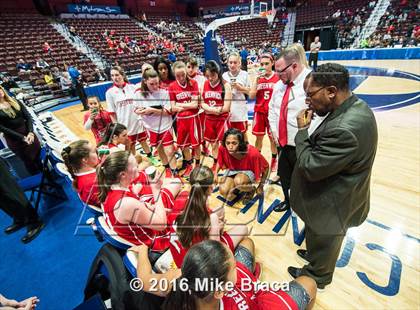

{"left": 53, "top": 59, "right": 420, "bottom": 309}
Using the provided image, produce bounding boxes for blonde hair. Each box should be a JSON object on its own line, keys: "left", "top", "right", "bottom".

{"left": 280, "top": 44, "right": 309, "bottom": 68}
{"left": 0, "top": 85, "right": 21, "bottom": 118}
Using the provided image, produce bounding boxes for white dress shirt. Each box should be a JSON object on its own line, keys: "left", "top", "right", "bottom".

{"left": 268, "top": 68, "right": 324, "bottom": 146}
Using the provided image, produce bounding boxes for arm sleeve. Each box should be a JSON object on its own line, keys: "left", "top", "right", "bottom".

{"left": 294, "top": 127, "right": 359, "bottom": 182}
{"left": 19, "top": 102, "right": 34, "bottom": 132}
{"left": 84, "top": 113, "right": 93, "bottom": 130}
{"left": 0, "top": 124, "right": 25, "bottom": 140}
{"left": 105, "top": 90, "right": 116, "bottom": 114}
{"left": 267, "top": 91, "right": 279, "bottom": 142}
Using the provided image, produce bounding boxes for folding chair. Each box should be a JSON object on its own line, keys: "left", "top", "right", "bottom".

{"left": 17, "top": 146, "right": 65, "bottom": 212}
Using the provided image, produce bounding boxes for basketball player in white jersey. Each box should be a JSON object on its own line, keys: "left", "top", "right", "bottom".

{"left": 106, "top": 66, "right": 157, "bottom": 165}
{"left": 222, "top": 52, "right": 250, "bottom": 141}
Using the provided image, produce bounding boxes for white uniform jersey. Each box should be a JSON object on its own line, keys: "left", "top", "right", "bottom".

{"left": 105, "top": 83, "right": 144, "bottom": 135}
{"left": 134, "top": 89, "right": 173, "bottom": 133}
{"left": 222, "top": 70, "right": 250, "bottom": 122}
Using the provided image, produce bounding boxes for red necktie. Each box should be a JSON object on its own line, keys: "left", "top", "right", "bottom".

{"left": 278, "top": 82, "right": 294, "bottom": 147}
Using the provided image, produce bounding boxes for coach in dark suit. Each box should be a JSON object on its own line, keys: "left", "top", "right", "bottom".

{"left": 287, "top": 63, "right": 378, "bottom": 289}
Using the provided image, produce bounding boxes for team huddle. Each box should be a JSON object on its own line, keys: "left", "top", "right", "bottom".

{"left": 61, "top": 48, "right": 320, "bottom": 310}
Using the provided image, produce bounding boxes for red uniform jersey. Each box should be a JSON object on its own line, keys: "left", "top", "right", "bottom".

{"left": 254, "top": 73, "right": 279, "bottom": 114}
{"left": 103, "top": 189, "right": 171, "bottom": 250}
{"left": 159, "top": 79, "right": 173, "bottom": 90}
{"left": 74, "top": 170, "right": 100, "bottom": 207}
{"left": 83, "top": 110, "right": 113, "bottom": 144}
{"left": 202, "top": 80, "right": 228, "bottom": 120}
{"left": 169, "top": 231, "right": 234, "bottom": 268}
{"left": 218, "top": 145, "right": 269, "bottom": 182}
{"left": 168, "top": 79, "right": 199, "bottom": 118}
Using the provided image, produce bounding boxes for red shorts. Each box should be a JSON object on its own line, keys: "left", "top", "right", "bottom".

{"left": 128, "top": 131, "right": 148, "bottom": 143}
{"left": 228, "top": 120, "right": 248, "bottom": 133}
{"left": 204, "top": 117, "right": 228, "bottom": 143}
{"left": 176, "top": 115, "right": 202, "bottom": 148}
{"left": 199, "top": 112, "right": 206, "bottom": 127}
{"left": 148, "top": 129, "right": 174, "bottom": 147}
{"left": 252, "top": 111, "right": 272, "bottom": 137}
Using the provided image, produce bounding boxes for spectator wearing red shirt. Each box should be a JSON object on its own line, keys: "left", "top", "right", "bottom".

{"left": 61, "top": 140, "right": 100, "bottom": 206}
{"left": 215, "top": 128, "right": 269, "bottom": 204}
{"left": 43, "top": 42, "right": 51, "bottom": 54}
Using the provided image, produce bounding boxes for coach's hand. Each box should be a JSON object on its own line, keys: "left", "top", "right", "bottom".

{"left": 297, "top": 108, "right": 313, "bottom": 129}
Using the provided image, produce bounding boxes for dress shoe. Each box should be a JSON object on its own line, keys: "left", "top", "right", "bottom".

{"left": 288, "top": 266, "right": 326, "bottom": 291}
{"left": 21, "top": 221, "right": 45, "bottom": 244}
{"left": 287, "top": 266, "right": 302, "bottom": 279}
{"left": 274, "top": 200, "right": 289, "bottom": 212}
{"left": 296, "top": 249, "right": 309, "bottom": 264}
{"left": 4, "top": 222, "right": 26, "bottom": 234}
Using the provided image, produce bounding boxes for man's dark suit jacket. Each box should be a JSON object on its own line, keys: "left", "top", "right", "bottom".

{"left": 290, "top": 94, "right": 378, "bottom": 234}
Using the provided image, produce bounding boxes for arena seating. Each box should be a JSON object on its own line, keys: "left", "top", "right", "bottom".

{"left": 367, "top": 0, "right": 420, "bottom": 48}
{"left": 63, "top": 17, "right": 161, "bottom": 72}
{"left": 143, "top": 14, "right": 205, "bottom": 57}
{"left": 0, "top": 13, "right": 97, "bottom": 88}
{"left": 296, "top": 0, "right": 371, "bottom": 28}
{"left": 217, "top": 15, "right": 284, "bottom": 50}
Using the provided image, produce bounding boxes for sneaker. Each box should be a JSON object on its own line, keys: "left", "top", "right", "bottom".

{"left": 148, "top": 156, "right": 161, "bottom": 166}
{"left": 270, "top": 157, "right": 277, "bottom": 172}
{"left": 288, "top": 266, "right": 326, "bottom": 292}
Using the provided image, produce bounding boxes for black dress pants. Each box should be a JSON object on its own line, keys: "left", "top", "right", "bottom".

{"left": 0, "top": 159, "right": 39, "bottom": 225}
{"left": 277, "top": 145, "right": 296, "bottom": 204}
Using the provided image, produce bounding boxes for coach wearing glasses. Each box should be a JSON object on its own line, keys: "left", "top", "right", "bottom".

{"left": 268, "top": 44, "right": 323, "bottom": 212}
{"left": 288, "top": 63, "right": 377, "bottom": 290}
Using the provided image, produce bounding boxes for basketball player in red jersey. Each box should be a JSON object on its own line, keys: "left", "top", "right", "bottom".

{"left": 168, "top": 61, "right": 202, "bottom": 177}
{"left": 249, "top": 54, "right": 280, "bottom": 171}
{"left": 201, "top": 60, "right": 232, "bottom": 169}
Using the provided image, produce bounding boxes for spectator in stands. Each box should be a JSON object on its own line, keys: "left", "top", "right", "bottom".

{"left": 0, "top": 293, "right": 39, "bottom": 309}
{"left": 1, "top": 76, "right": 20, "bottom": 94}
{"left": 168, "top": 50, "right": 177, "bottom": 63}
{"left": 128, "top": 38, "right": 141, "bottom": 53}
{"left": 16, "top": 59, "right": 31, "bottom": 72}
{"left": 84, "top": 96, "right": 113, "bottom": 144}
{"left": 106, "top": 37, "right": 115, "bottom": 49}
{"left": 61, "top": 140, "right": 100, "bottom": 207}
{"left": 59, "top": 70, "right": 73, "bottom": 92}
{"left": 0, "top": 86, "right": 41, "bottom": 175}
{"left": 153, "top": 57, "right": 175, "bottom": 90}
{"left": 44, "top": 70, "right": 55, "bottom": 86}
{"left": 69, "top": 25, "right": 77, "bottom": 36}
{"left": 240, "top": 47, "right": 249, "bottom": 71}
{"left": 36, "top": 58, "right": 49, "bottom": 70}
{"left": 51, "top": 66, "right": 61, "bottom": 82}
{"left": 42, "top": 42, "right": 52, "bottom": 54}
{"left": 308, "top": 36, "right": 321, "bottom": 71}
{"left": 93, "top": 68, "right": 107, "bottom": 83}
